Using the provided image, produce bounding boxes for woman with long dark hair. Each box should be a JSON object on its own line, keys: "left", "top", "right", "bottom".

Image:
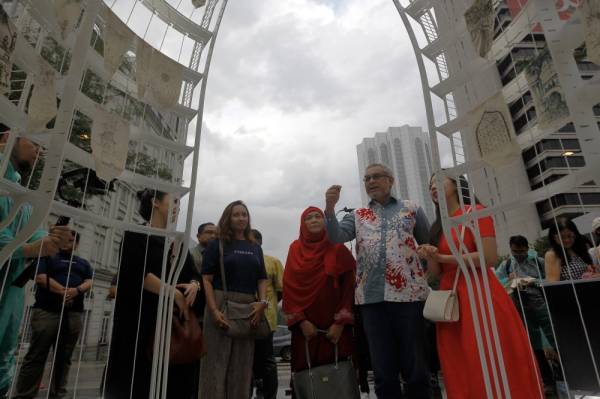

{"left": 417, "top": 175, "right": 542, "bottom": 399}
{"left": 282, "top": 207, "right": 356, "bottom": 392}
{"left": 545, "top": 217, "right": 599, "bottom": 281}
{"left": 199, "top": 200, "right": 269, "bottom": 399}
{"left": 105, "top": 189, "right": 201, "bottom": 398}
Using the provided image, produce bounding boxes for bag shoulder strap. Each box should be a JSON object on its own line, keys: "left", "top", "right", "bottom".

{"left": 218, "top": 240, "right": 229, "bottom": 298}
{"left": 451, "top": 208, "right": 471, "bottom": 293}
{"left": 505, "top": 257, "right": 513, "bottom": 275}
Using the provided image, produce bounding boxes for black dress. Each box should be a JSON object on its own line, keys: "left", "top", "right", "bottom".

{"left": 105, "top": 231, "right": 201, "bottom": 399}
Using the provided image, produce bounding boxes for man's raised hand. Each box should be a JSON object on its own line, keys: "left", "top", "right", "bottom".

{"left": 325, "top": 185, "right": 342, "bottom": 215}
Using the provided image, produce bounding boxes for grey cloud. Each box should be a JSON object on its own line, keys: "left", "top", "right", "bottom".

{"left": 182, "top": 0, "right": 449, "bottom": 260}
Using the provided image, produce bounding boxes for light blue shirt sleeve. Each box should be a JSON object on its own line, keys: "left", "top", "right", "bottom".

{"left": 495, "top": 260, "right": 509, "bottom": 286}
{"left": 325, "top": 212, "right": 356, "bottom": 243}
{"left": 413, "top": 206, "right": 430, "bottom": 245}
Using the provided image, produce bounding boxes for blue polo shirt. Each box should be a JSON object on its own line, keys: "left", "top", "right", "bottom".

{"left": 34, "top": 252, "right": 92, "bottom": 312}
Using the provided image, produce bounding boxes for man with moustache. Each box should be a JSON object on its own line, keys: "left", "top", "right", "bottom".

{"left": 325, "top": 163, "right": 431, "bottom": 399}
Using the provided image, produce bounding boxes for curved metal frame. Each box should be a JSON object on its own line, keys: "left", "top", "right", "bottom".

{"left": 0, "top": 0, "right": 230, "bottom": 397}
{"left": 395, "top": 0, "right": 600, "bottom": 397}
{"left": 393, "top": 1, "right": 526, "bottom": 397}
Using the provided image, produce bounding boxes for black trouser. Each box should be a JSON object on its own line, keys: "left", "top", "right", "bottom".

{"left": 360, "top": 301, "right": 431, "bottom": 399}
{"left": 252, "top": 332, "right": 278, "bottom": 399}
{"left": 353, "top": 307, "right": 371, "bottom": 394}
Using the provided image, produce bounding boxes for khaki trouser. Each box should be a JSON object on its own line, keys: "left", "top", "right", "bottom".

{"left": 13, "top": 308, "right": 82, "bottom": 399}
{"left": 199, "top": 290, "right": 255, "bottom": 399}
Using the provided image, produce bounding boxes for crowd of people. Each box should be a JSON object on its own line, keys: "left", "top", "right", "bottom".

{"left": 1, "top": 127, "right": 600, "bottom": 399}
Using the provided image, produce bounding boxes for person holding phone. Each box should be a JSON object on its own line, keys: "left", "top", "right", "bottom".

{"left": 0, "top": 129, "right": 72, "bottom": 397}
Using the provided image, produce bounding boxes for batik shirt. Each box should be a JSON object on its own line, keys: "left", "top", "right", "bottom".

{"left": 326, "top": 197, "right": 430, "bottom": 305}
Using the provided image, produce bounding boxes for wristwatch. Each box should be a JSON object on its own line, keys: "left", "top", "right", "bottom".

{"left": 259, "top": 299, "right": 270, "bottom": 308}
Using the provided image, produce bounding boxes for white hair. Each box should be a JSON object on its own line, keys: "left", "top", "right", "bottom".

{"left": 366, "top": 163, "right": 394, "bottom": 178}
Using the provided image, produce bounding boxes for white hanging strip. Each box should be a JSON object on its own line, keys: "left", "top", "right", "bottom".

{"left": 145, "top": 51, "right": 184, "bottom": 109}
{"left": 135, "top": 37, "right": 153, "bottom": 99}
{"left": 102, "top": 7, "right": 135, "bottom": 79}
{"left": 0, "top": 5, "right": 17, "bottom": 94}
{"left": 53, "top": 0, "right": 84, "bottom": 40}
{"left": 470, "top": 92, "right": 521, "bottom": 168}
{"left": 135, "top": 43, "right": 184, "bottom": 110}
{"left": 580, "top": 0, "right": 600, "bottom": 65}
{"left": 91, "top": 104, "right": 130, "bottom": 181}
{"left": 464, "top": 0, "right": 495, "bottom": 58}
{"left": 26, "top": 60, "right": 57, "bottom": 132}
{"left": 524, "top": 48, "right": 570, "bottom": 131}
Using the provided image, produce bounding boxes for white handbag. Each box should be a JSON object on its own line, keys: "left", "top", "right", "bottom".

{"left": 423, "top": 216, "right": 469, "bottom": 323}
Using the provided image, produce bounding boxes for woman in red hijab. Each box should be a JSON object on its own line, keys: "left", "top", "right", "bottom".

{"left": 283, "top": 206, "right": 356, "bottom": 373}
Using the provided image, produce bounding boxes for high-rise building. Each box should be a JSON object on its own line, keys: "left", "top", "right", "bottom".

{"left": 357, "top": 125, "right": 435, "bottom": 222}
{"left": 397, "top": 0, "right": 600, "bottom": 251}
{"left": 493, "top": 1, "right": 600, "bottom": 231}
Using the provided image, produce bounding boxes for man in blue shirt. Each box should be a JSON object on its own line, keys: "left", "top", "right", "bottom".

{"left": 325, "top": 163, "right": 431, "bottom": 399}
{"left": 13, "top": 231, "right": 92, "bottom": 399}
{"left": 0, "top": 129, "right": 72, "bottom": 397}
{"left": 495, "top": 235, "right": 557, "bottom": 394}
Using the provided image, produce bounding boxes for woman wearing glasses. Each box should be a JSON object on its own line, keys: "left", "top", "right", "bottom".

{"left": 283, "top": 207, "right": 356, "bottom": 388}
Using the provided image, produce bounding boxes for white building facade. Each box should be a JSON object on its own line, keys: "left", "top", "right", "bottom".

{"left": 396, "top": 0, "right": 600, "bottom": 251}
{"left": 357, "top": 125, "right": 436, "bottom": 222}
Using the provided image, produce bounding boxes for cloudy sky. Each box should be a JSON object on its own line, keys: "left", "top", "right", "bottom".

{"left": 176, "top": 0, "right": 450, "bottom": 261}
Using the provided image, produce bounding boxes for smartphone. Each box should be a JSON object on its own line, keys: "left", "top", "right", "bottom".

{"left": 56, "top": 216, "right": 70, "bottom": 226}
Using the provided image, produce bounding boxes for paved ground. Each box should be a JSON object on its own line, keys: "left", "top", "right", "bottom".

{"left": 25, "top": 358, "right": 447, "bottom": 399}
{"left": 28, "top": 359, "right": 296, "bottom": 398}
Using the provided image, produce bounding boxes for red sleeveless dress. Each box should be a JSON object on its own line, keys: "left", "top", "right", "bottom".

{"left": 436, "top": 205, "right": 543, "bottom": 398}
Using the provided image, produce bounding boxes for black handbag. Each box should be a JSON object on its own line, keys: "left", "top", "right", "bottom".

{"left": 218, "top": 241, "right": 270, "bottom": 339}
{"left": 293, "top": 337, "right": 360, "bottom": 399}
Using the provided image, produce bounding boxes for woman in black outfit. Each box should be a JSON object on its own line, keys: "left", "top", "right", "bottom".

{"left": 105, "top": 189, "right": 202, "bottom": 398}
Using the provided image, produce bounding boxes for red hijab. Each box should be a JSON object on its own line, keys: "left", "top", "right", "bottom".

{"left": 283, "top": 206, "right": 356, "bottom": 318}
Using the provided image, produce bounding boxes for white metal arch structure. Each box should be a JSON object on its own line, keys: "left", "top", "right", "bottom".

{"left": 0, "top": 0, "right": 229, "bottom": 397}
{"left": 395, "top": 0, "right": 600, "bottom": 397}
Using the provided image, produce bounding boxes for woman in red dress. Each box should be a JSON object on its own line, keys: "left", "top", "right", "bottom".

{"left": 417, "top": 175, "right": 543, "bottom": 399}
{"left": 283, "top": 206, "right": 355, "bottom": 377}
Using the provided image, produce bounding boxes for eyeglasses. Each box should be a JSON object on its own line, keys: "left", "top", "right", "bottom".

{"left": 363, "top": 174, "right": 390, "bottom": 182}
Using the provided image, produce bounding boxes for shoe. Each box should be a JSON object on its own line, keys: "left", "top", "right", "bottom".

{"left": 543, "top": 384, "right": 557, "bottom": 398}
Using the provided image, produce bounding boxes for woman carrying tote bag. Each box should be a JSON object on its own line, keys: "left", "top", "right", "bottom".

{"left": 200, "top": 200, "right": 269, "bottom": 399}
{"left": 417, "top": 175, "right": 542, "bottom": 399}
{"left": 283, "top": 206, "right": 359, "bottom": 399}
